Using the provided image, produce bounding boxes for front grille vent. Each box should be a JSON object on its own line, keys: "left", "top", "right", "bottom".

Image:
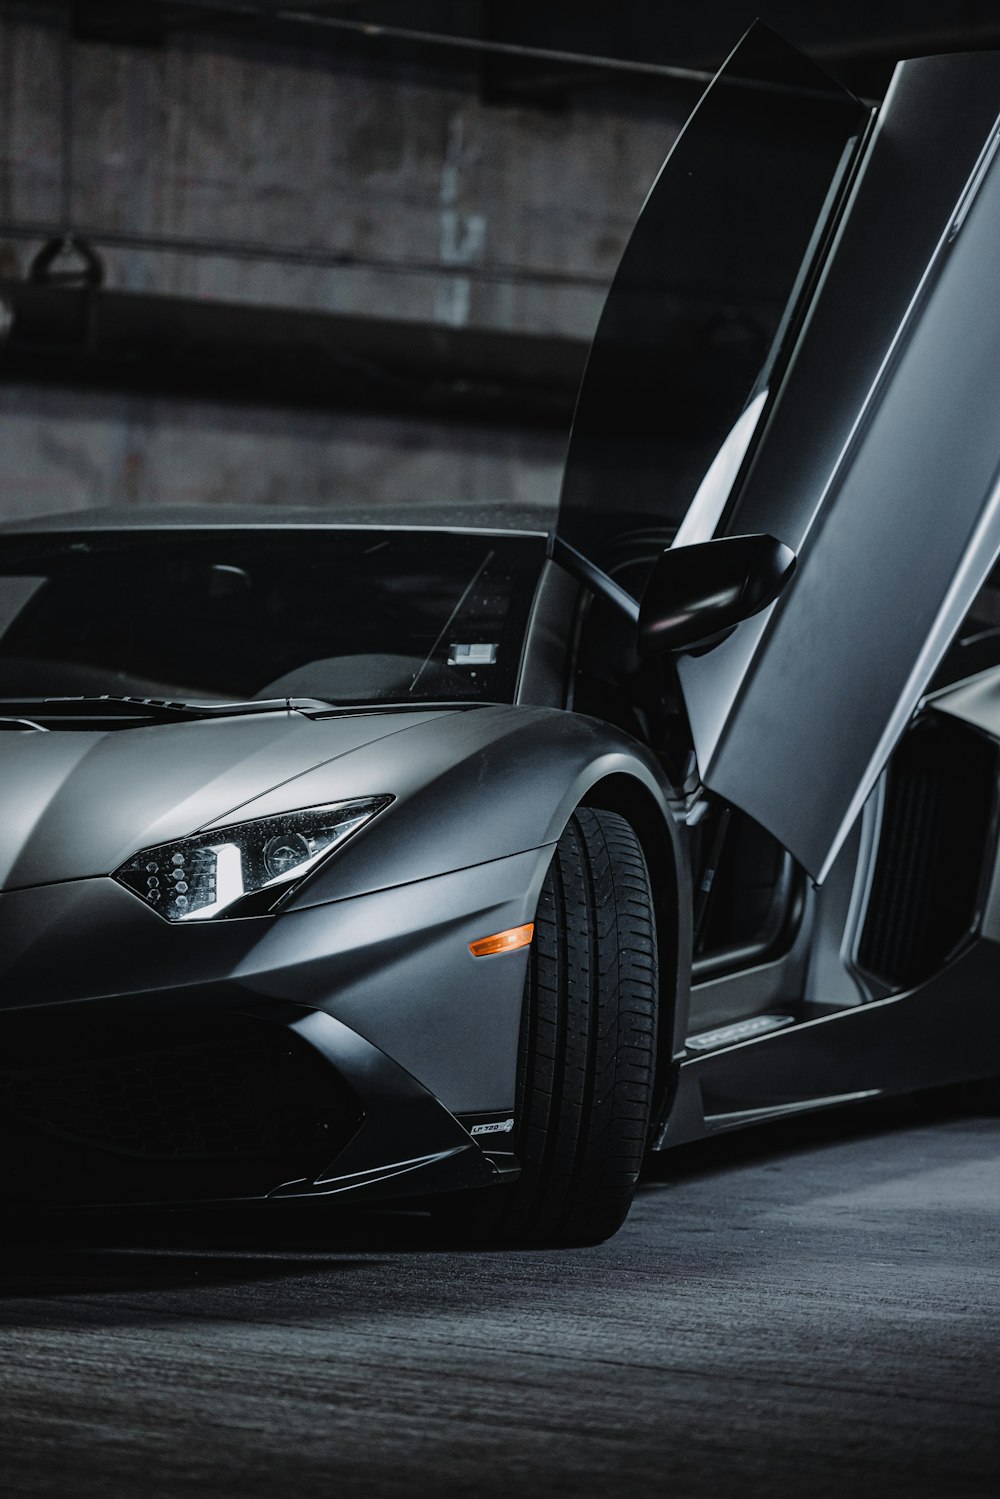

{"left": 1, "top": 1032, "right": 355, "bottom": 1162}
{"left": 857, "top": 717, "right": 997, "bottom": 989}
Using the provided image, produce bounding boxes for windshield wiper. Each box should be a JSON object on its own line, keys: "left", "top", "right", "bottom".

{"left": 408, "top": 549, "right": 496, "bottom": 694}
{"left": 0, "top": 695, "right": 335, "bottom": 722}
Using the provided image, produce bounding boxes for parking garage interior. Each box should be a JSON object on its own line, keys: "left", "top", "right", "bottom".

{"left": 1, "top": 4, "right": 999, "bottom": 1497}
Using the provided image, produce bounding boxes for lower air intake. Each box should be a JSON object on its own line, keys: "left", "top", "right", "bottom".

{"left": 1, "top": 1031, "right": 355, "bottom": 1162}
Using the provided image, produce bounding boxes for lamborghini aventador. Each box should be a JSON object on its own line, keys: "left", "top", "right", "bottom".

{"left": 3, "top": 25, "right": 1000, "bottom": 1244}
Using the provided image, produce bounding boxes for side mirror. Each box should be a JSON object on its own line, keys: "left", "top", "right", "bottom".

{"left": 638, "top": 533, "right": 796, "bottom": 656}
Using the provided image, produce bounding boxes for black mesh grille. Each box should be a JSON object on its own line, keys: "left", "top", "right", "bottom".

{"left": 857, "top": 717, "right": 997, "bottom": 988}
{"left": 1, "top": 1030, "right": 355, "bottom": 1162}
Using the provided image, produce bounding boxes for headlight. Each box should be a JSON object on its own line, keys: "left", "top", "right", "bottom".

{"left": 114, "top": 797, "right": 392, "bottom": 922}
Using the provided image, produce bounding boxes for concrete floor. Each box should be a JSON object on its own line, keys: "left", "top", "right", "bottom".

{"left": 1, "top": 1094, "right": 998, "bottom": 1499}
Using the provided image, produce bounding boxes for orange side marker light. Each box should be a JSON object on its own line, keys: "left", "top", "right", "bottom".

{"left": 469, "top": 923, "right": 534, "bottom": 957}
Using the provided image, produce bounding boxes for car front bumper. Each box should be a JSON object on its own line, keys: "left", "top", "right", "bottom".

{"left": 0, "top": 848, "right": 549, "bottom": 1209}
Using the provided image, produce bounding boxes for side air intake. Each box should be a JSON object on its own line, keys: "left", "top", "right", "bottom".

{"left": 857, "top": 716, "right": 997, "bottom": 989}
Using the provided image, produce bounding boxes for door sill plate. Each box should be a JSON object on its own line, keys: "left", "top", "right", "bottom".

{"left": 686, "top": 1013, "right": 796, "bottom": 1053}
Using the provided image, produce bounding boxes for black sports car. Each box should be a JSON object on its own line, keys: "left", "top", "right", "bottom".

{"left": 4, "top": 26, "right": 1000, "bottom": 1245}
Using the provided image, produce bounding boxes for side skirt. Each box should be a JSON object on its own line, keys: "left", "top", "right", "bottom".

{"left": 655, "top": 936, "right": 1000, "bottom": 1148}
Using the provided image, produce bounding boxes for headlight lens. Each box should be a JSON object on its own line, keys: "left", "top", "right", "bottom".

{"left": 114, "top": 797, "right": 392, "bottom": 922}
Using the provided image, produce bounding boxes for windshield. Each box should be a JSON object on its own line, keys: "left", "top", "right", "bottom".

{"left": 0, "top": 527, "right": 546, "bottom": 705}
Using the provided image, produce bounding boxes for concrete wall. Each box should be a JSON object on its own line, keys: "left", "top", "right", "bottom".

{"left": 0, "top": 3, "right": 683, "bottom": 525}
{"left": 1, "top": 382, "right": 564, "bottom": 525}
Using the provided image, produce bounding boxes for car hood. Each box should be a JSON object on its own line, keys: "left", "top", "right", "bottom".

{"left": 0, "top": 707, "right": 450, "bottom": 890}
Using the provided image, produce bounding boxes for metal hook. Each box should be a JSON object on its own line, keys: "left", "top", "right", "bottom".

{"left": 28, "top": 235, "right": 105, "bottom": 288}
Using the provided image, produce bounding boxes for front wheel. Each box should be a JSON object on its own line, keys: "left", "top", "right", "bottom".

{"left": 447, "top": 806, "right": 660, "bottom": 1247}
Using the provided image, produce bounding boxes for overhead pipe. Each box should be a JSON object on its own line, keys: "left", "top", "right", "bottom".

{"left": 0, "top": 278, "right": 587, "bottom": 426}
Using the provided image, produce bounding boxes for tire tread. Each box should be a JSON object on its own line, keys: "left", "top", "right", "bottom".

{"left": 459, "top": 807, "right": 659, "bottom": 1247}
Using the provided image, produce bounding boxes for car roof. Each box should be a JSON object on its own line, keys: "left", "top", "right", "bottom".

{"left": 0, "top": 506, "right": 549, "bottom": 539}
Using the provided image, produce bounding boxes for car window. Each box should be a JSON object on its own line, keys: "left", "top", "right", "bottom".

{"left": 0, "top": 529, "right": 546, "bottom": 705}
{"left": 556, "top": 26, "right": 868, "bottom": 578}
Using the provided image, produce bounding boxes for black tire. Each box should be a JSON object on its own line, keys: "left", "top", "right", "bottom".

{"left": 444, "top": 807, "right": 659, "bottom": 1247}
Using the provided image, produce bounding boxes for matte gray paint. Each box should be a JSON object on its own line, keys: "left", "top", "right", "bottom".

{"left": 664, "top": 937, "right": 1000, "bottom": 1147}
{"left": 662, "top": 672, "right": 1000, "bottom": 1147}
{"left": 0, "top": 846, "right": 543, "bottom": 1115}
{"left": 284, "top": 1011, "right": 504, "bottom": 1200}
{"left": 237, "top": 705, "right": 677, "bottom": 908}
{"left": 9, "top": 45, "right": 1000, "bottom": 1209}
{"left": 674, "top": 53, "right": 1000, "bottom": 880}
{"left": 0, "top": 700, "right": 676, "bottom": 900}
{"left": 0, "top": 708, "right": 447, "bottom": 888}
{"left": 0, "top": 690, "right": 686, "bottom": 1123}
{"left": 240, "top": 850, "right": 548, "bottom": 1113}
{"left": 515, "top": 558, "right": 579, "bottom": 709}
